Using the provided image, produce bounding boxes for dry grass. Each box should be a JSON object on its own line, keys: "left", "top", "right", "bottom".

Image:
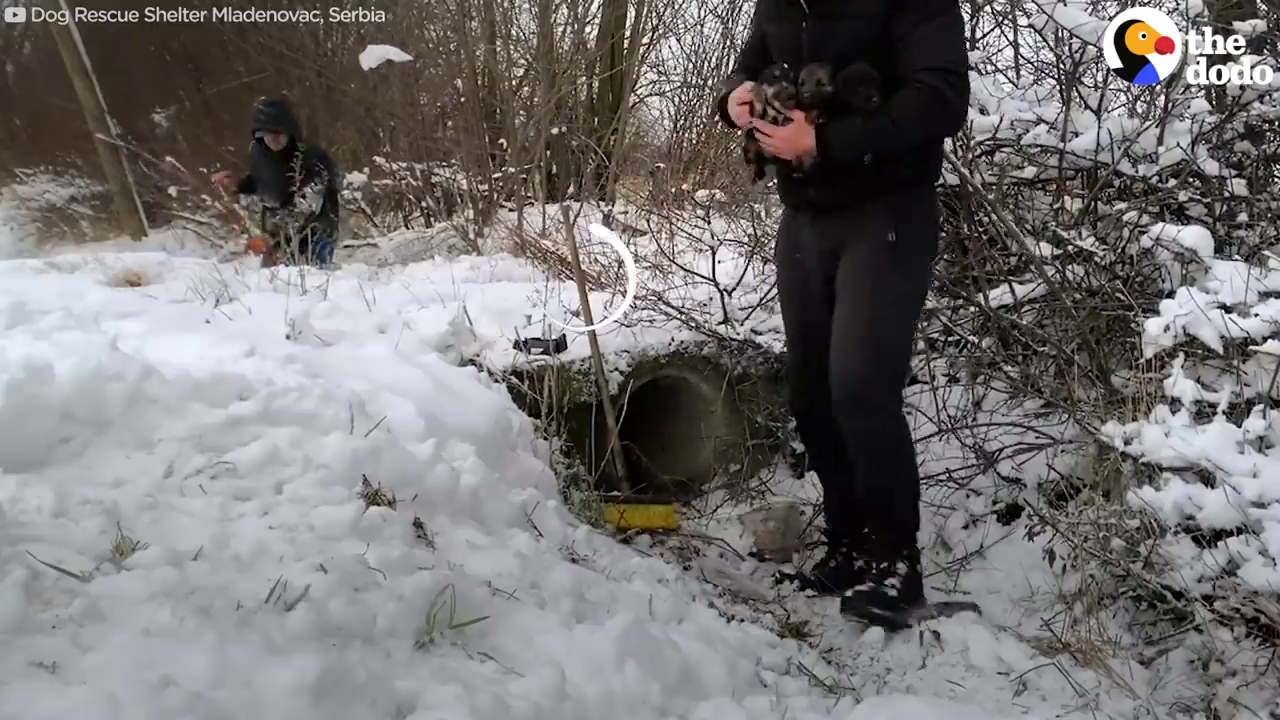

{"left": 108, "top": 522, "right": 149, "bottom": 564}
{"left": 358, "top": 473, "right": 398, "bottom": 511}
{"left": 415, "top": 582, "right": 490, "bottom": 649}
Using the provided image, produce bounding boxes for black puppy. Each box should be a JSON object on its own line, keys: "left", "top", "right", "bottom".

{"left": 834, "top": 62, "right": 883, "bottom": 167}
{"left": 834, "top": 62, "right": 883, "bottom": 115}
{"left": 798, "top": 63, "right": 835, "bottom": 125}
{"left": 789, "top": 62, "right": 884, "bottom": 173}
{"left": 792, "top": 63, "right": 835, "bottom": 173}
{"left": 797, "top": 62, "right": 883, "bottom": 125}
{"left": 742, "top": 62, "right": 799, "bottom": 184}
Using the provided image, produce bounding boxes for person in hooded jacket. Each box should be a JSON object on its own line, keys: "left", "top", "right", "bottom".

{"left": 213, "top": 97, "right": 341, "bottom": 267}
{"left": 714, "top": 0, "right": 969, "bottom": 626}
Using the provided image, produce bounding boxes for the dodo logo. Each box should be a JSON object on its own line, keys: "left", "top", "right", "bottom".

{"left": 1103, "top": 7, "right": 1183, "bottom": 86}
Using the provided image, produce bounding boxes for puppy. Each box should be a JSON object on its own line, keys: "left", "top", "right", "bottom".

{"left": 793, "top": 62, "right": 834, "bottom": 173}
{"left": 797, "top": 62, "right": 834, "bottom": 125}
{"left": 791, "top": 62, "right": 885, "bottom": 173}
{"left": 835, "top": 62, "right": 883, "bottom": 167}
{"left": 742, "top": 62, "right": 799, "bottom": 184}
{"left": 835, "top": 62, "right": 883, "bottom": 114}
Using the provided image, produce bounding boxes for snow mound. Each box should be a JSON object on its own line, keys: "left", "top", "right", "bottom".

{"left": 0, "top": 251, "right": 877, "bottom": 719}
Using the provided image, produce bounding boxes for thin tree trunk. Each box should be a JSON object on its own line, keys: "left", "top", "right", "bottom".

{"left": 603, "top": 0, "right": 649, "bottom": 212}
{"left": 48, "top": 0, "right": 148, "bottom": 240}
{"left": 588, "top": 0, "right": 630, "bottom": 201}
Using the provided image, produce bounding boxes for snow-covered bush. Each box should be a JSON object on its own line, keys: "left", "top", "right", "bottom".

{"left": 911, "top": 0, "right": 1280, "bottom": 647}
{"left": 1100, "top": 228, "right": 1280, "bottom": 638}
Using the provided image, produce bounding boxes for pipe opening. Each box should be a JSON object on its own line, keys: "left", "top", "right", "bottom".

{"left": 612, "top": 372, "right": 723, "bottom": 499}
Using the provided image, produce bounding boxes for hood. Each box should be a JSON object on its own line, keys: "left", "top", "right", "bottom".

{"left": 251, "top": 97, "right": 302, "bottom": 140}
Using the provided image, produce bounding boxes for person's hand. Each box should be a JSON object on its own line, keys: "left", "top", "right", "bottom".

{"left": 211, "top": 170, "right": 236, "bottom": 192}
{"left": 755, "top": 109, "right": 816, "bottom": 163}
{"left": 727, "top": 81, "right": 755, "bottom": 129}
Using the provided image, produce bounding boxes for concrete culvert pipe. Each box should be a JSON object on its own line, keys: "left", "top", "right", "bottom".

{"left": 596, "top": 363, "right": 747, "bottom": 500}
{"left": 502, "top": 347, "right": 788, "bottom": 503}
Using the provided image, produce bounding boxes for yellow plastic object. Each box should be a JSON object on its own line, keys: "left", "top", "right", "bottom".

{"left": 602, "top": 502, "right": 681, "bottom": 532}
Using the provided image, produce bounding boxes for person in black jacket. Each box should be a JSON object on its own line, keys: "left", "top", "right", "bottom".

{"left": 715, "top": 0, "right": 968, "bottom": 625}
{"left": 213, "top": 97, "right": 341, "bottom": 267}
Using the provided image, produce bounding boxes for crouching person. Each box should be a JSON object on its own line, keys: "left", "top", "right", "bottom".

{"left": 213, "top": 96, "right": 341, "bottom": 267}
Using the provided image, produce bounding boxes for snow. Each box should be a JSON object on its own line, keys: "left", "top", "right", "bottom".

{"left": 1098, "top": 218, "right": 1280, "bottom": 604}
{"left": 1028, "top": 0, "right": 1107, "bottom": 46}
{"left": 359, "top": 44, "right": 414, "bottom": 71}
{"left": 849, "top": 695, "right": 1028, "bottom": 720}
{"left": 0, "top": 252, "right": 833, "bottom": 719}
{"left": 1142, "top": 223, "right": 1216, "bottom": 263}
{"left": 0, "top": 241, "right": 1215, "bottom": 720}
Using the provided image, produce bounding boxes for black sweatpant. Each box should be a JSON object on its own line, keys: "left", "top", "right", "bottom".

{"left": 774, "top": 184, "right": 940, "bottom": 557}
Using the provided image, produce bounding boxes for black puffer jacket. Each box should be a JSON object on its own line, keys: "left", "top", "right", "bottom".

{"left": 234, "top": 97, "right": 340, "bottom": 241}
{"left": 715, "top": 0, "right": 969, "bottom": 211}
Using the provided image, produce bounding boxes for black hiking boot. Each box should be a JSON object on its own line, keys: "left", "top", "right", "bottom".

{"left": 777, "top": 536, "right": 869, "bottom": 595}
{"left": 839, "top": 546, "right": 924, "bottom": 628}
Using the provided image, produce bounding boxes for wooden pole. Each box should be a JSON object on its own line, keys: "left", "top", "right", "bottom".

{"left": 47, "top": 0, "right": 148, "bottom": 240}
{"left": 560, "top": 203, "right": 630, "bottom": 492}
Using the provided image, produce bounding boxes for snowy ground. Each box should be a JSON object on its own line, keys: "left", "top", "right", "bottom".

{"left": 2, "top": 166, "right": 1272, "bottom": 719}
{"left": 0, "top": 242, "right": 1235, "bottom": 720}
